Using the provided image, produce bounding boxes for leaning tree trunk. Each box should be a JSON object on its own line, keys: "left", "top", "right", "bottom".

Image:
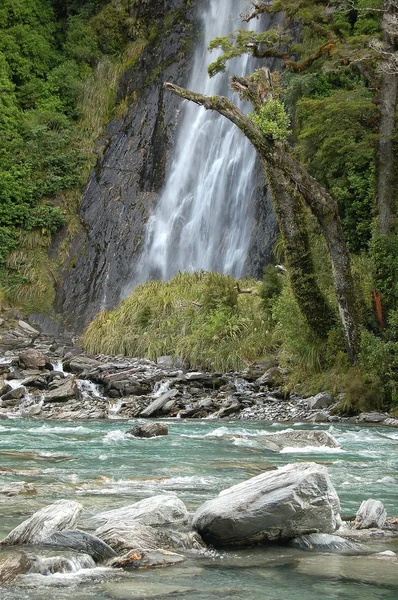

{"left": 164, "top": 83, "right": 360, "bottom": 364}
{"left": 376, "top": 0, "right": 398, "bottom": 234}
{"left": 265, "top": 164, "right": 335, "bottom": 337}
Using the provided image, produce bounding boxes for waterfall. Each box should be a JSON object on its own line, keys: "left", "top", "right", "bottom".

{"left": 130, "top": 0, "right": 262, "bottom": 288}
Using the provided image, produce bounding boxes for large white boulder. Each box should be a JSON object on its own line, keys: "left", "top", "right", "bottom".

{"left": 354, "top": 498, "right": 387, "bottom": 529}
{"left": 92, "top": 495, "right": 189, "bottom": 529}
{"left": 192, "top": 462, "right": 341, "bottom": 546}
{"left": 0, "top": 499, "right": 83, "bottom": 546}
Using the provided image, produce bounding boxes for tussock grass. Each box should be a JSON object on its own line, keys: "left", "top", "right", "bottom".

{"left": 4, "top": 233, "right": 56, "bottom": 314}
{"left": 83, "top": 272, "right": 273, "bottom": 371}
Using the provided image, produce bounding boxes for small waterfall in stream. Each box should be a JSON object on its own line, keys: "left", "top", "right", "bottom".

{"left": 130, "top": 0, "right": 263, "bottom": 288}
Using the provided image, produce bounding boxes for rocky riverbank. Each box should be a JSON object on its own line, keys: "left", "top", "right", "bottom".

{"left": 1, "top": 313, "right": 397, "bottom": 426}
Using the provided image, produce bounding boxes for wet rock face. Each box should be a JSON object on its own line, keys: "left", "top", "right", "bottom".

{"left": 59, "top": 0, "right": 277, "bottom": 333}
{"left": 60, "top": 0, "right": 196, "bottom": 332}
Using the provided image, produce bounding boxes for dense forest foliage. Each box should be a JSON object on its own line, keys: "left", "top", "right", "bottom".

{"left": 0, "top": 0, "right": 147, "bottom": 310}
{"left": 86, "top": 0, "right": 398, "bottom": 413}
{"left": 1, "top": 0, "right": 397, "bottom": 413}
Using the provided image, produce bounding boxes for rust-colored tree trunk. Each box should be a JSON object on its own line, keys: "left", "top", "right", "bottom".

{"left": 165, "top": 82, "right": 360, "bottom": 363}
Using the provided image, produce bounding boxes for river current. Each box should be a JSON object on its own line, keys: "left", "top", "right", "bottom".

{"left": 1, "top": 419, "right": 398, "bottom": 599}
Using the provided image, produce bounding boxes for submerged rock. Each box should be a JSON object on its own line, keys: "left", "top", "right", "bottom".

{"left": 0, "top": 499, "right": 83, "bottom": 546}
{"left": 42, "top": 529, "right": 116, "bottom": 562}
{"left": 28, "top": 549, "right": 95, "bottom": 574}
{"left": 289, "top": 533, "right": 367, "bottom": 553}
{"left": 127, "top": 422, "right": 169, "bottom": 438}
{"left": 209, "top": 429, "right": 340, "bottom": 452}
{"left": 0, "top": 481, "right": 36, "bottom": 496}
{"left": 101, "top": 580, "right": 191, "bottom": 599}
{"left": 0, "top": 550, "right": 31, "bottom": 584}
{"left": 192, "top": 462, "right": 341, "bottom": 546}
{"left": 263, "top": 429, "right": 340, "bottom": 450}
{"left": 354, "top": 498, "right": 387, "bottom": 529}
{"left": 110, "top": 548, "right": 185, "bottom": 569}
{"left": 294, "top": 552, "right": 398, "bottom": 587}
{"left": 92, "top": 495, "right": 190, "bottom": 529}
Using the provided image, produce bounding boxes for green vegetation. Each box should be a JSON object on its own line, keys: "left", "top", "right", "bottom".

{"left": 249, "top": 100, "right": 290, "bottom": 141}
{"left": 83, "top": 272, "right": 272, "bottom": 372}
{"left": 0, "top": 0, "right": 176, "bottom": 311}
{"left": 1, "top": 0, "right": 397, "bottom": 414}
{"left": 85, "top": 0, "right": 397, "bottom": 414}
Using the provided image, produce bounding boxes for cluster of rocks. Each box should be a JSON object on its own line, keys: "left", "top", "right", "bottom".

{"left": 1, "top": 316, "right": 398, "bottom": 425}
{"left": 1, "top": 462, "right": 396, "bottom": 587}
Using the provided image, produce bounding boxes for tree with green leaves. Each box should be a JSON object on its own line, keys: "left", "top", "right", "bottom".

{"left": 165, "top": 0, "right": 397, "bottom": 365}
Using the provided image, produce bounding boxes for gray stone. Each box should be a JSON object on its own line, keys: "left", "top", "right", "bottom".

{"left": 354, "top": 499, "right": 387, "bottom": 529}
{"left": 0, "top": 482, "right": 36, "bottom": 496}
{"left": 92, "top": 495, "right": 189, "bottom": 529}
{"left": 357, "top": 412, "right": 388, "bottom": 423}
{"left": 0, "top": 383, "right": 11, "bottom": 396}
{"left": 64, "top": 355, "right": 101, "bottom": 374}
{"left": 44, "top": 377, "right": 79, "bottom": 402}
{"left": 127, "top": 422, "right": 168, "bottom": 438}
{"left": 157, "top": 356, "right": 174, "bottom": 368}
{"left": 255, "top": 366, "right": 284, "bottom": 387}
{"left": 140, "top": 389, "right": 178, "bottom": 417}
{"left": 1, "top": 387, "right": 25, "bottom": 401}
{"left": 42, "top": 529, "right": 116, "bottom": 563}
{"left": 192, "top": 462, "right": 341, "bottom": 546}
{"left": 0, "top": 499, "right": 83, "bottom": 545}
{"left": 306, "top": 392, "right": 335, "bottom": 410}
{"left": 261, "top": 429, "right": 340, "bottom": 450}
{"left": 18, "top": 349, "right": 46, "bottom": 369}
{"left": 17, "top": 320, "right": 40, "bottom": 337}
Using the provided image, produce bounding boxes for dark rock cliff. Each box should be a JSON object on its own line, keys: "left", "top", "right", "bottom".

{"left": 59, "top": 0, "right": 277, "bottom": 333}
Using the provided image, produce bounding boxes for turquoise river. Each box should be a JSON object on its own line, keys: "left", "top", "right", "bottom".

{"left": 0, "top": 419, "right": 397, "bottom": 599}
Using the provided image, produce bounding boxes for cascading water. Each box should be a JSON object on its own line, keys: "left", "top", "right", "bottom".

{"left": 131, "top": 0, "right": 263, "bottom": 287}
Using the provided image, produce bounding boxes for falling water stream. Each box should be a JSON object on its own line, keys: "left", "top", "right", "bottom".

{"left": 132, "top": 0, "right": 263, "bottom": 286}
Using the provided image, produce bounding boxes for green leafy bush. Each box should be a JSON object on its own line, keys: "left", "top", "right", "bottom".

{"left": 249, "top": 100, "right": 290, "bottom": 141}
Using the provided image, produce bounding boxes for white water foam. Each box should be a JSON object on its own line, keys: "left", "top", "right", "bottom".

{"left": 279, "top": 445, "right": 346, "bottom": 454}
{"left": 128, "top": 0, "right": 265, "bottom": 290}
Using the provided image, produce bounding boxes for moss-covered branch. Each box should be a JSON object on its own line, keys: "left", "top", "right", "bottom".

{"left": 164, "top": 81, "right": 360, "bottom": 364}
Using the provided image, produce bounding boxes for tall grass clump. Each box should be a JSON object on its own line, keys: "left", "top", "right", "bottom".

{"left": 83, "top": 272, "right": 273, "bottom": 371}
